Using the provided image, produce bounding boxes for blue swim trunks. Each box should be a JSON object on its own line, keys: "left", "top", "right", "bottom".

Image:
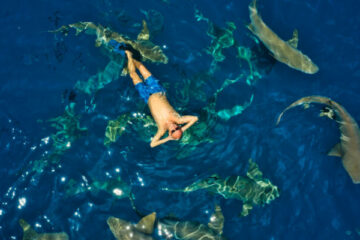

{"left": 135, "top": 76, "right": 166, "bottom": 103}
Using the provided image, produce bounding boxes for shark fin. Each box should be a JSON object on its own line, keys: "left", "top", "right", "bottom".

{"left": 250, "top": 0, "right": 257, "bottom": 10}
{"left": 137, "top": 20, "right": 150, "bottom": 41}
{"left": 134, "top": 212, "right": 156, "bottom": 234}
{"left": 328, "top": 143, "right": 343, "bottom": 157}
{"left": 208, "top": 205, "right": 224, "bottom": 235}
{"left": 287, "top": 29, "right": 299, "bottom": 48}
{"left": 19, "top": 219, "right": 69, "bottom": 240}
{"left": 246, "top": 23, "right": 256, "bottom": 35}
{"left": 19, "top": 219, "right": 39, "bottom": 239}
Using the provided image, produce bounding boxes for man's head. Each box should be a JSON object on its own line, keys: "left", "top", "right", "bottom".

{"left": 169, "top": 124, "right": 183, "bottom": 140}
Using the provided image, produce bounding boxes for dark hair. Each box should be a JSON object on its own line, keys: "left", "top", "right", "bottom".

{"left": 170, "top": 126, "right": 182, "bottom": 134}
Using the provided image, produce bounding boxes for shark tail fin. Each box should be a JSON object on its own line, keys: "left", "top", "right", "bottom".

{"left": 276, "top": 96, "right": 342, "bottom": 125}
{"left": 276, "top": 97, "right": 317, "bottom": 125}
{"left": 328, "top": 143, "right": 343, "bottom": 157}
{"left": 19, "top": 219, "right": 38, "bottom": 237}
{"left": 135, "top": 212, "right": 156, "bottom": 234}
{"left": 137, "top": 20, "right": 150, "bottom": 41}
{"left": 249, "top": 0, "right": 257, "bottom": 11}
{"left": 246, "top": 23, "right": 256, "bottom": 35}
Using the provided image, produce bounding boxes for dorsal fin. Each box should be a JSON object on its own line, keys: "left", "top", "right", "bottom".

{"left": 250, "top": 0, "right": 257, "bottom": 10}
{"left": 137, "top": 20, "right": 150, "bottom": 41}
{"left": 134, "top": 212, "right": 156, "bottom": 234}
{"left": 247, "top": 23, "right": 256, "bottom": 35}
{"left": 328, "top": 143, "right": 343, "bottom": 157}
{"left": 208, "top": 205, "right": 224, "bottom": 234}
{"left": 19, "top": 219, "right": 69, "bottom": 240}
{"left": 19, "top": 219, "right": 39, "bottom": 239}
{"left": 287, "top": 29, "right": 298, "bottom": 48}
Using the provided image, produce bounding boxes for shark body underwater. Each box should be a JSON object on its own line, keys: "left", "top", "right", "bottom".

{"left": 247, "top": 0, "right": 318, "bottom": 74}
{"left": 107, "top": 205, "right": 227, "bottom": 240}
{"left": 277, "top": 96, "right": 360, "bottom": 184}
{"left": 19, "top": 219, "right": 69, "bottom": 240}
{"left": 107, "top": 212, "right": 156, "bottom": 240}
{"left": 164, "top": 159, "right": 279, "bottom": 216}
{"left": 51, "top": 20, "right": 168, "bottom": 64}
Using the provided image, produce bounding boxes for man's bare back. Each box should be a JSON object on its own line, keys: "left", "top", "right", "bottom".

{"left": 125, "top": 50, "right": 198, "bottom": 147}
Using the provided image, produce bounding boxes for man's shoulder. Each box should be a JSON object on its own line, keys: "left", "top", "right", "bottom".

{"left": 170, "top": 111, "right": 182, "bottom": 120}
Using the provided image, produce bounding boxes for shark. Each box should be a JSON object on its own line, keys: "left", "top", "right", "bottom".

{"left": 51, "top": 20, "right": 168, "bottom": 64}
{"left": 164, "top": 159, "right": 279, "bottom": 216}
{"left": 247, "top": 0, "right": 319, "bottom": 74}
{"left": 276, "top": 96, "right": 360, "bottom": 184}
{"left": 107, "top": 212, "right": 156, "bottom": 240}
{"left": 157, "top": 205, "right": 227, "bottom": 240}
{"left": 108, "top": 205, "right": 227, "bottom": 240}
{"left": 19, "top": 219, "right": 69, "bottom": 240}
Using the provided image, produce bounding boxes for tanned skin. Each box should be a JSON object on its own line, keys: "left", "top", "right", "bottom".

{"left": 125, "top": 51, "right": 198, "bottom": 148}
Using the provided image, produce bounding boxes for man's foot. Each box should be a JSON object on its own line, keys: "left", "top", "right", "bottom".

{"left": 125, "top": 50, "right": 133, "bottom": 60}
{"left": 126, "top": 50, "right": 137, "bottom": 74}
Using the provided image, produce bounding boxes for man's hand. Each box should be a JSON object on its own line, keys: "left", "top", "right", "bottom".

{"left": 150, "top": 129, "right": 171, "bottom": 148}
{"left": 177, "top": 115, "right": 199, "bottom": 132}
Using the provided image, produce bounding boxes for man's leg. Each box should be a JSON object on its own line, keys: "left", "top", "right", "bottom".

{"left": 133, "top": 59, "right": 152, "bottom": 80}
{"left": 126, "top": 51, "right": 143, "bottom": 86}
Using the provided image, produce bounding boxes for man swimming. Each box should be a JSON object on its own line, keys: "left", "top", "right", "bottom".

{"left": 111, "top": 41, "right": 198, "bottom": 147}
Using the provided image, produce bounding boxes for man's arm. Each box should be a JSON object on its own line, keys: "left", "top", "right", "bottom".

{"left": 150, "top": 129, "right": 171, "bottom": 148}
{"left": 177, "top": 115, "right": 199, "bottom": 132}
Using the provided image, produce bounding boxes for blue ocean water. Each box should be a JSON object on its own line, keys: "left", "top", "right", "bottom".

{"left": 1, "top": 0, "right": 360, "bottom": 239}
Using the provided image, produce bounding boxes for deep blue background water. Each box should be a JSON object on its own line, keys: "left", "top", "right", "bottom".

{"left": 1, "top": 0, "right": 360, "bottom": 239}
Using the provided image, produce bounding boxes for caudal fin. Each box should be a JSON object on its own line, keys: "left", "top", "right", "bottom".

{"left": 249, "top": 0, "right": 257, "bottom": 11}
{"left": 276, "top": 96, "right": 334, "bottom": 125}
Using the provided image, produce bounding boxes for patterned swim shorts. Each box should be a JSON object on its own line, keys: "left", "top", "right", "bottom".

{"left": 134, "top": 76, "right": 166, "bottom": 103}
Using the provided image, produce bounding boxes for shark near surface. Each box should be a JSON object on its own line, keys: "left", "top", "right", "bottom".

{"left": 19, "top": 219, "right": 69, "bottom": 240}
{"left": 107, "top": 205, "right": 227, "bottom": 240}
{"left": 248, "top": 0, "right": 319, "bottom": 74}
{"left": 277, "top": 96, "right": 360, "bottom": 184}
